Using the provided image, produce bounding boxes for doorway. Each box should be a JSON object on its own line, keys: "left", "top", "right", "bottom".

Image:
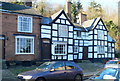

{"left": 83, "top": 46, "right": 88, "bottom": 59}
{"left": 41, "top": 39, "right": 51, "bottom": 60}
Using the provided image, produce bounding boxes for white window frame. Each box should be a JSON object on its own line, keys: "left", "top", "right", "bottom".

{"left": 15, "top": 36, "right": 34, "bottom": 54}
{"left": 52, "top": 42, "right": 67, "bottom": 55}
{"left": 18, "top": 16, "right": 32, "bottom": 33}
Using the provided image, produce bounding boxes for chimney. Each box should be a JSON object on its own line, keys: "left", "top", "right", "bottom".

{"left": 66, "top": 0, "right": 72, "bottom": 20}
{"left": 76, "top": 13, "right": 87, "bottom": 25}
{"left": 24, "top": 2, "right": 32, "bottom": 7}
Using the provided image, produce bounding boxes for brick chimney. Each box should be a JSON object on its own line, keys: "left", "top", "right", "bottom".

{"left": 24, "top": 2, "right": 32, "bottom": 7}
{"left": 76, "top": 13, "right": 87, "bottom": 25}
{"left": 66, "top": 0, "right": 72, "bottom": 20}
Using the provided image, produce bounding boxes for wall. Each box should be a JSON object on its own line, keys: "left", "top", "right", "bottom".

{"left": 2, "top": 12, "right": 41, "bottom": 61}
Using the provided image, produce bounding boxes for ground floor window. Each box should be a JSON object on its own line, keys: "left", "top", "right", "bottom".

{"left": 16, "top": 36, "right": 34, "bottom": 54}
{"left": 53, "top": 42, "right": 67, "bottom": 55}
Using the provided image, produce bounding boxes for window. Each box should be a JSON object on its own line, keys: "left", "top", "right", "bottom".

{"left": 74, "top": 46, "right": 79, "bottom": 53}
{"left": 98, "top": 30, "right": 104, "bottom": 40}
{"left": 59, "top": 25, "right": 68, "bottom": 37}
{"left": 77, "top": 31, "right": 81, "bottom": 37}
{"left": 65, "top": 62, "right": 76, "bottom": 70}
{"left": 16, "top": 36, "right": 34, "bottom": 54}
{"left": 97, "top": 45, "right": 105, "bottom": 54}
{"left": 53, "top": 42, "right": 67, "bottom": 55}
{"left": 108, "top": 46, "right": 112, "bottom": 52}
{"left": 53, "top": 62, "right": 65, "bottom": 71}
{"left": 18, "top": 16, "right": 32, "bottom": 33}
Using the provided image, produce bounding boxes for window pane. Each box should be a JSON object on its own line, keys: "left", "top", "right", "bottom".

{"left": 53, "top": 62, "right": 65, "bottom": 71}
{"left": 18, "top": 16, "right": 32, "bottom": 33}
{"left": 65, "top": 62, "right": 75, "bottom": 70}
{"left": 16, "top": 37, "right": 34, "bottom": 54}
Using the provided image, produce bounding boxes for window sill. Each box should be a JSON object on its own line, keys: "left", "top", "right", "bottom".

{"left": 15, "top": 53, "right": 34, "bottom": 55}
{"left": 53, "top": 54, "right": 67, "bottom": 55}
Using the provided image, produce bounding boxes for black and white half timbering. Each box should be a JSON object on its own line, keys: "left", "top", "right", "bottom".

{"left": 41, "top": 10, "right": 115, "bottom": 61}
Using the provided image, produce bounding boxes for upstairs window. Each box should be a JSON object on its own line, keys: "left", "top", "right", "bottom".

{"left": 77, "top": 31, "right": 81, "bottom": 37}
{"left": 97, "top": 45, "right": 105, "bottom": 54}
{"left": 18, "top": 16, "right": 32, "bottom": 33}
{"left": 59, "top": 25, "right": 68, "bottom": 37}
{"left": 98, "top": 30, "right": 104, "bottom": 40}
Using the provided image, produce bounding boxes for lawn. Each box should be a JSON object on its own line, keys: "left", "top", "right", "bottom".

{"left": 8, "top": 65, "right": 36, "bottom": 76}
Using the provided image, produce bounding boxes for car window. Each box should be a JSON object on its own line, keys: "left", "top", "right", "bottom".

{"left": 95, "top": 68, "right": 117, "bottom": 79}
{"left": 52, "top": 62, "right": 65, "bottom": 71}
{"left": 37, "top": 62, "right": 53, "bottom": 70}
{"left": 65, "top": 62, "right": 76, "bottom": 70}
{"left": 107, "top": 61, "right": 118, "bottom": 64}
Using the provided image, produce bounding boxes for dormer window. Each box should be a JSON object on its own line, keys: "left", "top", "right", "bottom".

{"left": 18, "top": 16, "right": 32, "bottom": 33}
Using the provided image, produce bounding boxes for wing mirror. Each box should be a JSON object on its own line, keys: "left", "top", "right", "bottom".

{"left": 103, "top": 75, "right": 116, "bottom": 79}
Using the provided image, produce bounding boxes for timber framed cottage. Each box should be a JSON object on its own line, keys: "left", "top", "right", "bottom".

{"left": 0, "top": 1, "right": 115, "bottom": 62}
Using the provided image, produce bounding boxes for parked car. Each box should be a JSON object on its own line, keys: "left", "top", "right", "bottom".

{"left": 89, "top": 68, "right": 120, "bottom": 81}
{"left": 104, "top": 60, "right": 120, "bottom": 68}
{"left": 17, "top": 61, "right": 83, "bottom": 81}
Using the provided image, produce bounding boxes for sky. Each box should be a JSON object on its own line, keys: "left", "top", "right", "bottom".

{"left": 36, "top": 0, "right": 119, "bottom": 13}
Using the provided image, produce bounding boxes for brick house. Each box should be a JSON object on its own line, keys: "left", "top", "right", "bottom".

{"left": 0, "top": 1, "right": 42, "bottom": 61}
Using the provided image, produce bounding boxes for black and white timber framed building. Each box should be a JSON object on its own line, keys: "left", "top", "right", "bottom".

{"left": 40, "top": 10, "right": 115, "bottom": 61}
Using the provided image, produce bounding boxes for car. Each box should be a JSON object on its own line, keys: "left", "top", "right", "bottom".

{"left": 17, "top": 61, "right": 83, "bottom": 81}
{"left": 104, "top": 60, "right": 120, "bottom": 68}
{"left": 89, "top": 68, "right": 120, "bottom": 81}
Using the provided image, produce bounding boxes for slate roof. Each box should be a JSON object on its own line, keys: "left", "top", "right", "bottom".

{"left": 51, "top": 9, "right": 63, "bottom": 20}
{"left": 82, "top": 17, "right": 101, "bottom": 31}
{"left": 108, "top": 35, "right": 116, "bottom": 42}
{"left": 41, "top": 17, "right": 52, "bottom": 25}
{"left": 74, "top": 23, "right": 87, "bottom": 32}
{"left": 1, "top": 1, "right": 42, "bottom": 17}
{"left": 0, "top": 1, "right": 30, "bottom": 11}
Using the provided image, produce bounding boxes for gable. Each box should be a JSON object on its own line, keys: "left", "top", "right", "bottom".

{"left": 51, "top": 10, "right": 74, "bottom": 26}
{"left": 94, "top": 19, "right": 108, "bottom": 31}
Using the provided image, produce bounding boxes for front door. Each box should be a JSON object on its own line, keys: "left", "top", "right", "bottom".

{"left": 83, "top": 46, "right": 88, "bottom": 59}
{"left": 41, "top": 39, "right": 51, "bottom": 60}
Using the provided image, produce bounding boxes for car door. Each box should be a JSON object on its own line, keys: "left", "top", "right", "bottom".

{"left": 65, "top": 62, "right": 77, "bottom": 80}
{"left": 47, "top": 62, "right": 66, "bottom": 81}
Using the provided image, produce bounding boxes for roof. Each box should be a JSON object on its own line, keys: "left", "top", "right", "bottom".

{"left": 41, "top": 9, "right": 74, "bottom": 26}
{"left": 0, "top": 1, "right": 30, "bottom": 11}
{"left": 82, "top": 17, "right": 101, "bottom": 31}
{"left": 108, "top": 35, "right": 116, "bottom": 43}
{"left": 74, "top": 23, "right": 87, "bottom": 32}
{"left": 51, "top": 9, "right": 63, "bottom": 20}
{"left": 41, "top": 10, "right": 64, "bottom": 25}
{"left": 1, "top": 1, "right": 42, "bottom": 17}
{"left": 41, "top": 17, "right": 52, "bottom": 25}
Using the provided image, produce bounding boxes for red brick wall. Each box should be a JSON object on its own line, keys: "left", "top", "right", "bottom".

{"left": 2, "top": 13, "right": 41, "bottom": 61}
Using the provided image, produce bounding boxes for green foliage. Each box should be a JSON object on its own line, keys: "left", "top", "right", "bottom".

{"left": 87, "top": 1, "right": 104, "bottom": 19}
{"left": 105, "top": 20, "right": 120, "bottom": 52}
{"left": 11, "top": 2, "right": 24, "bottom": 5}
{"left": 71, "top": 1, "right": 82, "bottom": 23}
